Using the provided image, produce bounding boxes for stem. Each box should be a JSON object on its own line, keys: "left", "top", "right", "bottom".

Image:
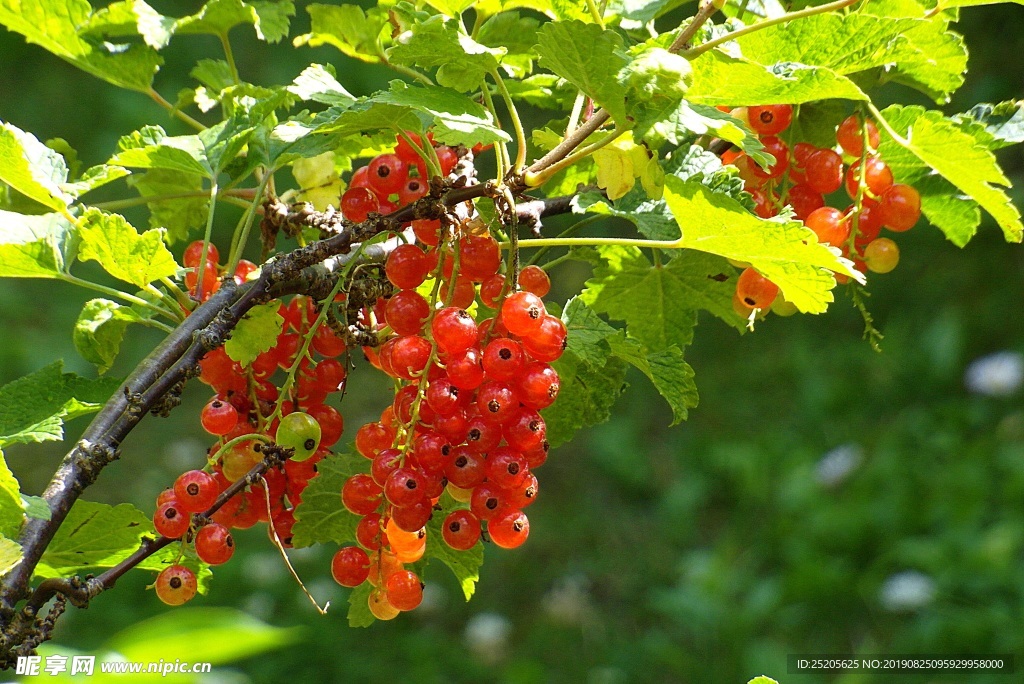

{"left": 480, "top": 79, "right": 510, "bottom": 178}
{"left": 226, "top": 173, "right": 272, "bottom": 276}
{"left": 865, "top": 102, "right": 907, "bottom": 146}
{"left": 147, "top": 88, "right": 204, "bottom": 131}
{"left": 260, "top": 476, "right": 329, "bottom": 615}
{"left": 490, "top": 70, "right": 529, "bottom": 172}
{"left": 669, "top": 0, "right": 720, "bottom": 53}
{"left": 526, "top": 215, "right": 607, "bottom": 266}
{"left": 195, "top": 182, "right": 219, "bottom": 301}
{"left": 586, "top": 0, "right": 605, "bottom": 26}
{"left": 525, "top": 111, "right": 611, "bottom": 178}
{"left": 219, "top": 32, "right": 241, "bottom": 84}
{"left": 59, "top": 274, "right": 177, "bottom": 320}
{"left": 565, "top": 92, "right": 586, "bottom": 137}
{"left": 683, "top": 0, "right": 859, "bottom": 58}
{"left": 514, "top": 235, "right": 685, "bottom": 249}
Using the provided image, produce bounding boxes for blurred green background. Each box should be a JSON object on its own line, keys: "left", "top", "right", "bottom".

{"left": 3, "top": 1, "right": 1024, "bottom": 682}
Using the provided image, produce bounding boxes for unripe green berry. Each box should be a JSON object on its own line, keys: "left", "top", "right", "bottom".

{"left": 276, "top": 412, "right": 322, "bottom": 461}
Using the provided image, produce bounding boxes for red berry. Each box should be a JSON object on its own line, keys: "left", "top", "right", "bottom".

{"left": 792, "top": 142, "right": 818, "bottom": 167}
{"left": 183, "top": 240, "right": 219, "bottom": 269}
{"left": 804, "top": 206, "right": 851, "bottom": 246}
{"left": 384, "top": 569, "right": 423, "bottom": 611}
{"left": 432, "top": 307, "right": 478, "bottom": 354}
{"left": 389, "top": 335, "right": 432, "bottom": 380}
{"left": 200, "top": 398, "right": 238, "bottom": 436}
{"left": 470, "top": 483, "right": 509, "bottom": 521}
{"left": 518, "top": 265, "right": 551, "bottom": 297}
{"left": 440, "top": 276, "right": 476, "bottom": 310}
{"left": 459, "top": 235, "right": 501, "bottom": 281}
{"left": 503, "top": 408, "right": 546, "bottom": 452}
{"left": 747, "top": 105, "right": 793, "bottom": 136}
{"left": 194, "top": 522, "right": 235, "bottom": 565}
{"left": 412, "top": 219, "right": 441, "bottom": 246}
{"left": 367, "top": 154, "right": 409, "bottom": 196}
{"left": 385, "top": 290, "right": 430, "bottom": 336}
{"left": 836, "top": 115, "right": 880, "bottom": 157}
{"left": 306, "top": 403, "right": 343, "bottom": 448}
{"left": 517, "top": 362, "right": 560, "bottom": 410}
{"left": 485, "top": 447, "right": 529, "bottom": 489}
{"left": 878, "top": 184, "right": 921, "bottom": 232}
{"left": 397, "top": 177, "right": 428, "bottom": 206}
{"left": 371, "top": 448, "right": 403, "bottom": 487}
{"left": 735, "top": 268, "right": 779, "bottom": 310}
{"left": 852, "top": 199, "right": 884, "bottom": 248}
{"left": 479, "top": 273, "right": 506, "bottom": 307}
{"left": 154, "top": 501, "right": 190, "bottom": 539}
{"left": 488, "top": 508, "right": 530, "bottom": 549}
{"left": 446, "top": 346, "right": 485, "bottom": 390}
{"left": 464, "top": 416, "right": 502, "bottom": 454}
{"left": 386, "top": 244, "right": 430, "bottom": 290}
{"left": 350, "top": 165, "right": 373, "bottom": 190}
{"left": 395, "top": 131, "right": 424, "bottom": 164}
{"left": 804, "top": 149, "right": 844, "bottom": 194}
{"left": 390, "top": 499, "right": 433, "bottom": 532}
{"left": 442, "top": 509, "right": 481, "bottom": 550}
{"left": 749, "top": 188, "right": 777, "bottom": 219}
{"left": 482, "top": 338, "right": 524, "bottom": 381}
{"left": 341, "top": 187, "right": 380, "bottom": 223}
{"left": 476, "top": 380, "right": 519, "bottom": 424}
{"left": 355, "top": 422, "right": 394, "bottom": 459}
{"left": 155, "top": 565, "right": 197, "bottom": 606}
{"left": 445, "top": 447, "right": 486, "bottom": 488}
{"left": 173, "top": 470, "right": 219, "bottom": 513}
{"left": 786, "top": 184, "right": 825, "bottom": 221}
{"left": 331, "top": 546, "right": 371, "bottom": 587}
{"left": 384, "top": 467, "right": 427, "bottom": 508}
{"left": 501, "top": 291, "right": 546, "bottom": 337}
{"left": 356, "top": 513, "right": 386, "bottom": 551}
{"left": 522, "top": 314, "right": 567, "bottom": 362}
{"left": 342, "top": 473, "right": 383, "bottom": 515}
{"left": 312, "top": 326, "right": 346, "bottom": 357}
{"left": 436, "top": 146, "right": 458, "bottom": 176}
{"left": 846, "top": 157, "right": 894, "bottom": 198}
{"left": 751, "top": 136, "right": 789, "bottom": 180}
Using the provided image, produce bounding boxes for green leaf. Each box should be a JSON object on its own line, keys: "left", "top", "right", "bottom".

{"left": 74, "top": 299, "right": 147, "bottom": 375}
{"left": 111, "top": 125, "right": 211, "bottom": 177}
{"left": 878, "top": 105, "right": 1022, "bottom": 244}
{"left": 477, "top": 11, "right": 540, "bottom": 78}
{"left": 608, "top": 0, "right": 689, "bottom": 22}
{"left": 0, "top": 450, "right": 24, "bottom": 538}
{"left": 748, "top": 678, "right": 779, "bottom": 684}
{"left": 174, "top": 0, "right": 296, "bottom": 43}
{"left": 103, "top": 608, "right": 299, "bottom": 664}
{"left": 424, "top": 0, "right": 478, "bottom": 15}
{"left": 535, "top": 20, "right": 630, "bottom": 124}
{"left": 347, "top": 581, "right": 375, "bottom": 627}
{"left": 662, "top": 176, "right": 859, "bottom": 313}
{"left": 34, "top": 500, "right": 181, "bottom": 578}
{"left": 542, "top": 352, "right": 628, "bottom": 447}
{"left": 128, "top": 169, "right": 209, "bottom": 244}
{"left": 62, "top": 164, "right": 131, "bottom": 199}
{"left": 0, "top": 535, "right": 21, "bottom": 577}
{"left": 82, "top": 0, "right": 176, "bottom": 50}
{"left": 611, "top": 338, "right": 697, "bottom": 424}
{"left": 0, "top": 0, "right": 161, "bottom": 92}
{"left": 0, "top": 210, "right": 73, "bottom": 278}
{"left": 293, "top": 4, "right": 389, "bottom": 64}
{"left": 225, "top": 302, "right": 284, "bottom": 367}
{"left": 20, "top": 495, "right": 51, "bottom": 522}
{"left": 633, "top": 101, "right": 766, "bottom": 159}
{"left": 0, "top": 361, "right": 121, "bottom": 448}
{"left": 687, "top": 51, "right": 867, "bottom": 107}
{"left": 386, "top": 15, "right": 503, "bottom": 92}
{"left": 426, "top": 492, "right": 483, "bottom": 600}
{"left": 288, "top": 64, "right": 357, "bottom": 107}
{"left": 318, "top": 82, "right": 510, "bottom": 147}
{"left": 0, "top": 121, "right": 70, "bottom": 211}
{"left": 561, "top": 297, "right": 620, "bottom": 369}
{"left": 291, "top": 452, "right": 369, "bottom": 548}
{"left": 736, "top": 11, "right": 966, "bottom": 103}
{"left": 959, "top": 101, "right": 1024, "bottom": 149}
{"left": 78, "top": 209, "right": 179, "bottom": 289}
{"left": 581, "top": 247, "right": 699, "bottom": 351}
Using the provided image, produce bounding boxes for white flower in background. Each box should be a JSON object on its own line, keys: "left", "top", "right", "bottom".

{"left": 464, "top": 612, "right": 511, "bottom": 665}
{"left": 965, "top": 351, "right": 1024, "bottom": 397}
{"left": 880, "top": 570, "right": 935, "bottom": 612}
{"left": 815, "top": 443, "right": 864, "bottom": 488}
{"left": 542, "top": 573, "right": 594, "bottom": 626}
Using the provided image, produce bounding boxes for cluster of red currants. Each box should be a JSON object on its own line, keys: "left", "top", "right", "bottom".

{"left": 721, "top": 105, "right": 922, "bottom": 312}
{"left": 339, "top": 132, "right": 460, "bottom": 222}
{"left": 330, "top": 215, "right": 564, "bottom": 620}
